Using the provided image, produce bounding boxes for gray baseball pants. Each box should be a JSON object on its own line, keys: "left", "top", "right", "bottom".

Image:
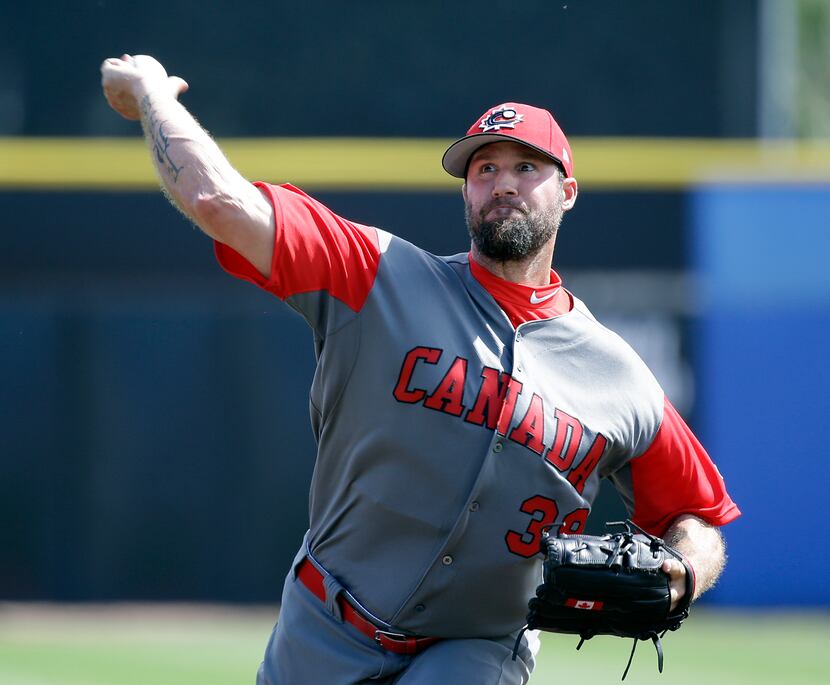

{"left": 256, "top": 551, "right": 538, "bottom": 684}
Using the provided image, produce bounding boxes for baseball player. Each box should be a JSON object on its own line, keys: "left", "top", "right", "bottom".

{"left": 101, "top": 54, "right": 740, "bottom": 684}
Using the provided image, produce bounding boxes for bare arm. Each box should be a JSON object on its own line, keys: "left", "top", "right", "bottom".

{"left": 661, "top": 514, "right": 726, "bottom": 610}
{"left": 100, "top": 54, "right": 274, "bottom": 277}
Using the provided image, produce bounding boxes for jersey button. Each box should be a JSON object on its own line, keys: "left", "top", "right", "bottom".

{"left": 469, "top": 501, "right": 480, "bottom": 512}
{"left": 414, "top": 604, "right": 426, "bottom": 612}
{"left": 442, "top": 555, "right": 453, "bottom": 566}
{"left": 493, "top": 442, "right": 503, "bottom": 453}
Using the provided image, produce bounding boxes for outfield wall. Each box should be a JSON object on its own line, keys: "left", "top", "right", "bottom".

{"left": 0, "top": 182, "right": 686, "bottom": 601}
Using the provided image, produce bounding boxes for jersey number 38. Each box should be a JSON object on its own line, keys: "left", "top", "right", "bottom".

{"left": 505, "top": 495, "right": 589, "bottom": 558}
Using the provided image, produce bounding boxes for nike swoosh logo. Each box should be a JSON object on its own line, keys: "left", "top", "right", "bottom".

{"left": 529, "top": 290, "right": 558, "bottom": 305}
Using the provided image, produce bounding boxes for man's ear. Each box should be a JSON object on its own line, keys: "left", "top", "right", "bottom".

{"left": 562, "top": 177, "right": 578, "bottom": 211}
{"left": 461, "top": 183, "right": 467, "bottom": 204}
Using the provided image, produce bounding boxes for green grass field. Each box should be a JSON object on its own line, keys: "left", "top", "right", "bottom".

{"left": 0, "top": 604, "right": 828, "bottom": 684}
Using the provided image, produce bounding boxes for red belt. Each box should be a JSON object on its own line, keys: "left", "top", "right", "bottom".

{"left": 296, "top": 557, "right": 440, "bottom": 655}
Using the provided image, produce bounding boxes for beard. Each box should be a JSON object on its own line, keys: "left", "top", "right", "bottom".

{"left": 465, "top": 198, "right": 564, "bottom": 261}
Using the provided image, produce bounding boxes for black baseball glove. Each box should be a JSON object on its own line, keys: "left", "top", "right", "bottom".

{"left": 513, "top": 521, "right": 694, "bottom": 680}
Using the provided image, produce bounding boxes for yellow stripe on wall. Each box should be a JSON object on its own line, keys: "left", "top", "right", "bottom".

{"left": 2, "top": 137, "right": 830, "bottom": 190}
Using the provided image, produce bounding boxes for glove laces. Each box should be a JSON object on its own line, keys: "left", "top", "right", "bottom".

{"left": 511, "top": 624, "right": 528, "bottom": 661}
{"left": 620, "top": 631, "right": 663, "bottom": 681}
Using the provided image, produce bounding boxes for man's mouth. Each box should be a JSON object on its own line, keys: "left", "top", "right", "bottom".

{"left": 486, "top": 204, "right": 525, "bottom": 219}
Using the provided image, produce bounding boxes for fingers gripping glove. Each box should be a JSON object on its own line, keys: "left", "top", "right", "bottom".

{"left": 513, "top": 521, "right": 695, "bottom": 680}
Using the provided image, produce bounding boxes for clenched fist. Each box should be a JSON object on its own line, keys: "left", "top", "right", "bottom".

{"left": 100, "top": 54, "right": 189, "bottom": 120}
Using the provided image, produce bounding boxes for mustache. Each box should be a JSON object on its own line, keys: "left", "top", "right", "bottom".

{"left": 480, "top": 199, "right": 527, "bottom": 215}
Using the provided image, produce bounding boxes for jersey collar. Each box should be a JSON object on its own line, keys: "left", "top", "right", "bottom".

{"left": 468, "top": 253, "right": 572, "bottom": 326}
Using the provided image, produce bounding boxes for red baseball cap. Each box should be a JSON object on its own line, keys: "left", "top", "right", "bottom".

{"left": 442, "top": 102, "right": 573, "bottom": 179}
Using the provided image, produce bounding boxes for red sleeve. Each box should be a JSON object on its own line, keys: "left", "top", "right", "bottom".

{"left": 629, "top": 397, "right": 741, "bottom": 536}
{"left": 214, "top": 183, "right": 381, "bottom": 312}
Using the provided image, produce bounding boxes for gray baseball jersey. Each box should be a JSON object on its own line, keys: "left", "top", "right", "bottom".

{"left": 216, "top": 183, "right": 739, "bottom": 640}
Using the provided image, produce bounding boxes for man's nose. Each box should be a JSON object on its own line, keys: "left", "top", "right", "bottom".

{"left": 492, "top": 172, "right": 519, "bottom": 197}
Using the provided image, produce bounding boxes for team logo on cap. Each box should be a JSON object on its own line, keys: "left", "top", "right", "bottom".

{"left": 479, "top": 106, "right": 524, "bottom": 132}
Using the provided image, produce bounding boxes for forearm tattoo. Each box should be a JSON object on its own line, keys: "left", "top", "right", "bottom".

{"left": 140, "top": 95, "right": 184, "bottom": 183}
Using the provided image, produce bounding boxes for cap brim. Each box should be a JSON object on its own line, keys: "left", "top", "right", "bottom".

{"left": 441, "top": 133, "right": 565, "bottom": 178}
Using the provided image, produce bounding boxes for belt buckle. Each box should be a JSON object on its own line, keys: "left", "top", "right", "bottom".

{"left": 374, "top": 628, "right": 410, "bottom": 645}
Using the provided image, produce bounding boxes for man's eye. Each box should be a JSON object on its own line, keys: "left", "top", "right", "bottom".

{"left": 480, "top": 163, "right": 496, "bottom": 173}
{"left": 518, "top": 163, "right": 535, "bottom": 172}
